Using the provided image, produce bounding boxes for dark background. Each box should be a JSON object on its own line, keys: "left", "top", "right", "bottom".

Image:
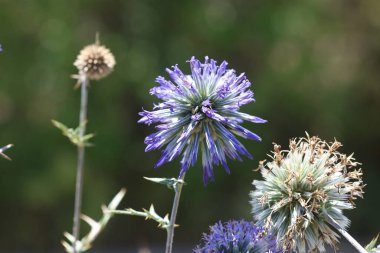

{"left": 0, "top": 0, "right": 379, "bottom": 252}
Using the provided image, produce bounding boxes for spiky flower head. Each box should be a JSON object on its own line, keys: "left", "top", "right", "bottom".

{"left": 194, "top": 220, "right": 281, "bottom": 253}
{"left": 74, "top": 38, "right": 115, "bottom": 80}
{"left": 250, "top": 134, "right": 365, "bottom": 252}
{"left": 138, "top": 56, "right": 266, "bottom": 184}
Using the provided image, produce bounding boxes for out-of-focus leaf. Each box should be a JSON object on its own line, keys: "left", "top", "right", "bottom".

{"left": 0, "top": 144, "right": 13, "bottom": 160}
{"left": 52, "top": 120, "right": 94, "bottom": 147}
{"left": 62, "top": 188, "right": 126, "bottom": 253}
{"left": 366, "top": 234, "right": 380, "bottom": 252}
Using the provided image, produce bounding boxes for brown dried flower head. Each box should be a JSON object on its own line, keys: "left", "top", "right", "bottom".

{"left": 74, "top": 39, "right": 115, "bottom": 80}
{"left": 250, "top": 133, "right": 365, "bottom": 252}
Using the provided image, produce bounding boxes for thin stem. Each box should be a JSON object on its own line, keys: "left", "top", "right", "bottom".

{"left": 165, "top": 173, "right": 186, "bottom": 253}
{"left": 327, "top": 215, "right": 367, "bottom": 253}
{"left": 72, "top": 75, "right": 89, "bottom": 253}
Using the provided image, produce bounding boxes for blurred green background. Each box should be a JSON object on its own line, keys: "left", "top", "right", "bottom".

{"left": 0, "top": 0, "right": 379, "bottom": 252}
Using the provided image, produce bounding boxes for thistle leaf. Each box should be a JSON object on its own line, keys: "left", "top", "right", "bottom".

{"left": 52, "top": 119, "right": 95, "bottom": 147}
{"left": 365, "top": 234, "right": 380, "bottom": 252}
{"left": 0, "top": 144, "right": 13, "bottom": 160}
{"left": 107, "top": 203, "right": 174, "bottom": 230}
{"left": 143, "top": 177, "right": 184, "bottom": 190}
{"left": 107, "top": 188, "right": 127, "bottom": 210}
{"left": 63, "top": 232, "right": 75, "bottom": 243}
{"left": 51, "top": 119, "right": 69, "bottom": 132}
{"left": 61, "top": 188, "right": 126, "bottom": 253}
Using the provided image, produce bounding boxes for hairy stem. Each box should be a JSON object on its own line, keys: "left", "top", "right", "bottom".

{"left": 327, "top": 215, "right": 367, "bottom": 253}
{"left": 72, "top": 76, "right": 89, "bottom": 253}
{"left": 165, "top": 173, "right": 186, "bottom": 253}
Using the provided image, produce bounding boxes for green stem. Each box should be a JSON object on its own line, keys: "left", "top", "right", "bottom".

{"left": 72, "top": 75, "right": 89, "bottom": 253}
{"left": 165, "top": 173, "right": 186, "bottom": 253}
{"left": 327, "top": 215, "right": 367, "bottom": 253}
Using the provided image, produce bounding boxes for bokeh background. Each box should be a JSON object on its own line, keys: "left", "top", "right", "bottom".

{"left": 0, "top": 0, "right": 379, "bottom": 252}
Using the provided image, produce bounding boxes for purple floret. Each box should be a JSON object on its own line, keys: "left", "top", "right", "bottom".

{"left": 194, "top": 220, "right": 281, "bottom": 253}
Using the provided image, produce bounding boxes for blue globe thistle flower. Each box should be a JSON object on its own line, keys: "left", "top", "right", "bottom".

{"left": 138, "top": 56, "right": 266, "bottom": 184}
{"left": 194, "top": 220, "right": 281, "bottom": 253}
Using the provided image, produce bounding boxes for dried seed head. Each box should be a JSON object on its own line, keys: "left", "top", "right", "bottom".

{"left": 250, "top": 134, "right": 365, "bottom": 252}
{"left": 74, "top": 40, "right": 115, "bottom": 80}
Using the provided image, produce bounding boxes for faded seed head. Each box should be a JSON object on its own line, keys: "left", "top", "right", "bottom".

{"left": 74, "top": 37, "right": 115, "bottom": 80}
{"left": 250, "top": 134, "right": 365, "bottom": 252}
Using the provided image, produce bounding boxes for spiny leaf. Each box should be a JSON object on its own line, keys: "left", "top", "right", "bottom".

{"left": 52, "top": 119, "right": 95, "bottom": 147}
{"left": 0, "top": 144, "right": 13, "bottom": 160}
{"left": 143, "top": 177, "right": 185, "bottom": 190}
{"left": 365, "top": 234, "right": 380, "bottom": 252}
{"left": 61, "top": 188, "right": 126, "bottom": 253}
{"left": 107, "top": 204, "right": 175, "bottom": 230}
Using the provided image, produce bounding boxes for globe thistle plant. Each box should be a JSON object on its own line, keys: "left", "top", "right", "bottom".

{"left": 194, "top": 220, "right": 281, "bottom": 253}
{"left": 250, "top": 134, "right": 365, "bottom": 252}
{"left": 53, "top": 35, "right": 116, "bottom": 253}
{"left": 139, "top": 56, "right": 266, "bottom": 184}
{"left": 137, "top": 56, "right": 266, "bottom": 253}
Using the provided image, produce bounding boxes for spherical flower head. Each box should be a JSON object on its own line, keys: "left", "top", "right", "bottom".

{"left": 194, "top": 220, "right": 281, "bottom": 253}
{"left": 138, "top": 56, "right": 266, "bottom": 184}
{"left": 74, "top": 42, "right": 115, "bottom": 80}
{"left": 250, "top": 134, "right": 365, "bottom": 252}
